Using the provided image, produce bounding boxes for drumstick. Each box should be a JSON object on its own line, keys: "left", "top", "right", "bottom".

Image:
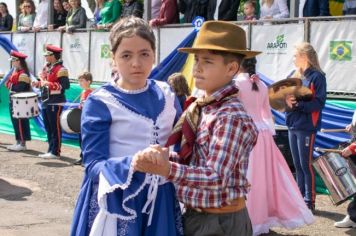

{"left": 320, "top": 128, "right": 348, "bottom": 133}
{"left": 315, "top": 147, "right": 343, "bottom": 153}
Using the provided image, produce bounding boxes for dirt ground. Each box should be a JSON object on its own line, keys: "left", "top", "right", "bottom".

{"left": 0, "top": 133, "right": 355, "bottom": 236}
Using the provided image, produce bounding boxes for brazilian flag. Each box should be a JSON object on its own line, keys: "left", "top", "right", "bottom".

{"left": 330, "top": 41, "right": 352, "bottom": 61}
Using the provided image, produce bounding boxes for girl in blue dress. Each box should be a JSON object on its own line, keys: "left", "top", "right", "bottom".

{"left": 70, "top": 17, "right": 183, "bottom": 236}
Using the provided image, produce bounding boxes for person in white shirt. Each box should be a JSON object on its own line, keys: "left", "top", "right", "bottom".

{"left": 260, "top": 0, "right": 289, "bottom": 19}
{"left": 33, "top": 0, "right": 48, "bottom": 31}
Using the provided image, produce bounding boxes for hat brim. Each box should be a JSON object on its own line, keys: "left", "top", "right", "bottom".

{"left": 43, "top": 51, "right": 54, "bottom": 56}
{"left": 8, "top": 56, "right": 18, "bottom": 61}
{"left": 178, "top": 47, "right": 262, "bottom": 59}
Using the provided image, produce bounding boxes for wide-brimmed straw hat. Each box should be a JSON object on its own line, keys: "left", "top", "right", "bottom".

{"left": 179, "top": 21, "right": 261, "bottom": 58}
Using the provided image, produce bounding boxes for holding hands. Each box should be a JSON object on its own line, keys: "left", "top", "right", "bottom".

{"left": 133, "top": 145, "right": 171, "bottom": 177}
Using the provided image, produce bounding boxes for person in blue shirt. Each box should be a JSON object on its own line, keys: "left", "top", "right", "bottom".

{"left": 285, "top": 42, "right": 327, "bottom": 213}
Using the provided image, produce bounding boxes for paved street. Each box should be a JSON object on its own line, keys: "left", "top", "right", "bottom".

{"left": 0, "top": 133, "right": 355, "bottom": 236}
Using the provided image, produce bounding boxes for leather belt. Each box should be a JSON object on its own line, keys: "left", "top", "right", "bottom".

{"left": 187, "top": 197, "right": 246, "bottom": 214}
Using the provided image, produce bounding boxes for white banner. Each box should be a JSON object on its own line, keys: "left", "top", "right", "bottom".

{"left": 251, "top": 23, "right": 304, "bottom": 82}
{"left": 89, "top": 32, "right": 112, "bottom": 82}
{"left": 159, "top": 27, "right": 193, "bottom": 63}
{"left": 0, "top": 34, "right": 11, "bottom": 75}
{"left": 12, "top": 33, "right": 35, "bottom": 73}
{"left": 62, "top": 32, "right": 90, "bottom": 79}
{"left": 35, "top": 32, "right": 61, "bottom": 75}
{"left": 310, "top": 21, "right": 356, "bottom": 93}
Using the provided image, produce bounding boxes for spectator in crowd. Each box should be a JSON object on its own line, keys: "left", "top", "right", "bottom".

{"left": 299, "top": 0, "right": 330, "bottom": 17}
{"left": 0, "top": 2, "right": 13, "bottom": 31}
{"left": 93, "top": 0, "right": 104, "bottom": 24}
{"left": 33, "top": 0, "right": 49, "bottom": 32}
{"left": 62, "top": 0, "right": 72, "bottom": 12}
{"left": 167, "top": 72, "right": 190, "bottom": 110}
{"left": 343, "top": 0, "right": 356, "bottom": 15}
{"left": 58, "top": 0, "right": 87, "bottom": 33}
{"left": 96, "top": 0, "right": 121, "bottom": 29}
{"left": 207, "top": 0, "right": 240, "bottom": 21}
{"left": 260, "top": 0, "right": 289, "bottom": 19}
{"left": 48, "top": 0, "right": 68, "bottom": 30}
{"left": 151, "top": 0, "right": 161, "bottom": 19}
{"left": 17, "top": 0, "right": 36, "bottom": 32}
{"left": 121, "top": 0, "right": 144, "bottom": 19}
{"left": 244, "top": 0, "right": 257, "bottom": 20}
{"left": 179, "top": 0, "right": 209, "bottom": 23}
{"left": 149, "top": 0, "right": 179, "bottom": 27}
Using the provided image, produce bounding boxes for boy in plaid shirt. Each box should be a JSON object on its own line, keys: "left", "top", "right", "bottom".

{"left": 134, "top": 21, "right": 261, "bottom": 236}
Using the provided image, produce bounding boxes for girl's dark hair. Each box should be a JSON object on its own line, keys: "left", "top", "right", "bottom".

{"left": 53, "top": 52, "right": 61, "bottom": 60}
{"left": 167, "top": 73, "right": 190, "bottom": 97}
{"left": 19, "top": 58, "right": 30, "bottom": 76}
{"left": 241, "top": 57, "right": 259, "bottom": 91}
{"left": 109, "top": 16, "right": 156, "bottom": 53}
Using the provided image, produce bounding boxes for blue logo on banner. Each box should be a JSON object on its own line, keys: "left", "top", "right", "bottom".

{"left": 192, "top": 16, "right": 205, "bottom": 31}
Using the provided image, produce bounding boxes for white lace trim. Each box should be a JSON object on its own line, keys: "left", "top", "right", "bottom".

{"left": 96, "top": 165, "right": 168, "bottom": 222}
{"left": 252, "top": 212, "right": 315, "bottom": 236}
{"left": 112, "top": 80, "right": 149, "bottom": 94}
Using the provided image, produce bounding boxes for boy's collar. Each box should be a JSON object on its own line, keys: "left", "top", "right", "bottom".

{"left": 205, "top": 81, "right": 238, "bottom": 102}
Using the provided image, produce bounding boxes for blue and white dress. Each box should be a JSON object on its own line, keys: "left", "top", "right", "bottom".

{"left": 70, "top": 79, "right": 183, "bottom": 236}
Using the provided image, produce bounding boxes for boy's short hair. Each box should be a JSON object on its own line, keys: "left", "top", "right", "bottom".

{"left": 78, "top": 72, "right": 93, "bottom": 83}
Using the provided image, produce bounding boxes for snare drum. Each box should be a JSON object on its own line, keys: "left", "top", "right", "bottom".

{"left": 11, "top": 92, "right": 39, "bottom": 118}
{"left": 60, "top": 108, "right": 81, "bottom": 134}
{"left": 313, "top": 151, "right": 356, "bottom": 205}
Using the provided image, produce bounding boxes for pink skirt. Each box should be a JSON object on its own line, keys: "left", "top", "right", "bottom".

{"left": 246, "top": 130, "right": 315, "bottom": 235}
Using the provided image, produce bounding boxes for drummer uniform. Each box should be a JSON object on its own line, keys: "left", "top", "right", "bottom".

{"left": 6, "top": 68, "right": 32, "bottom": 145}
{"left": 40, "top": 54, "right": 70, "bottom": 157}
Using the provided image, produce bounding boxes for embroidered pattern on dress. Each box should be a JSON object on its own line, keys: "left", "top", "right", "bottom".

{"left": 88, "top": 183, "right": 100, "bottom": 230}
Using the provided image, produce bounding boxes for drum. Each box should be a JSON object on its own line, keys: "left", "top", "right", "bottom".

{"left": 60, "top": 108, "right": 81, "bottom": 134}
{"left": 11, "top": 92, "right": 39, "bottom": 118}
{"left": 313, "top": 151, "right": 356, "bottom": 205}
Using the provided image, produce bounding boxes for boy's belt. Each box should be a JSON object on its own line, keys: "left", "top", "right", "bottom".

{"left": 187, "top": 197, "right": 245, "bottom": 214}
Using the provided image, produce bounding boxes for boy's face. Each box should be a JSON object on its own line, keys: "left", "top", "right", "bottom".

{"left": 78, "top": 78, "right": 91, "bottom": 89}
{"left": 193, "top": 50, "right": 238, "bottom": 96}
{"left": 244, "top": 3, "right": 254, "bottom": 16}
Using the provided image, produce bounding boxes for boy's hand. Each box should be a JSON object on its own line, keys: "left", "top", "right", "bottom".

{"left": 132, "top": 145, "right": 170, "bottom": 177}
{"left": 285, "top": 94, "right": 297, "bottom": 108}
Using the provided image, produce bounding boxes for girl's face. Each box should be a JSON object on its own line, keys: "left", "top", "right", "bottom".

{"left": 0, "top": 4, "right": 6, "bottom": 14}
{"left": 244, "top": 3, "right": 255, "bottom": 16}
{"left": 63, "top": 2, "right": 71, "bottom": 11}
{"left": 54, "top": 0, "right": 62, "bottom": 11}
{"left": 69, "top": 0, "right": 80, "bottom": 8}
{"left": 113, "top": 35, "right": 155, "bottom": 90}
{"left": 11, "top": 59, "right": 21, "bottom": 69}
{"left": 22, "top": 2, "right": 32, "bottom": 14}
{"left": 293, "top": 50, "right": 307, "bottom": 68}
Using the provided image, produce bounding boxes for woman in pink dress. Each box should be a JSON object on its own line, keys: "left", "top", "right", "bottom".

{"left": 234, "top": 58, "right": 315, "bottom": 235}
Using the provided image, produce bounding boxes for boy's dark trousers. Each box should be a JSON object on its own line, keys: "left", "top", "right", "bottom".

{"left": 183, "top": 207, "right": 252, "bottom": 236}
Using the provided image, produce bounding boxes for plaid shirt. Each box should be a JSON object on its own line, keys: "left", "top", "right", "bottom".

{"left": 167, "top": 83, "right": 258, "bottom": 208}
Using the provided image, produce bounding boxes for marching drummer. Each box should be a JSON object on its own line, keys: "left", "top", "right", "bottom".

{"left": 5, "top": 50, "right": 32, "bottom": 152}
{"left": 32, "top": 45, "right": 70, "bottom": 159}
{"left": 334, "top": 114, "right": 356, "bottom": 229}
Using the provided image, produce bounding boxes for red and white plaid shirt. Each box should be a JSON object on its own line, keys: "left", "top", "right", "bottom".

{"left": 167, "top": 83, "right": 258, "bottom": 208}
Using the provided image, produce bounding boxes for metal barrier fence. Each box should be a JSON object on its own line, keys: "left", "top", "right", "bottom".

{"left": 0, "top": 16, "right": 355, "bottom": 96}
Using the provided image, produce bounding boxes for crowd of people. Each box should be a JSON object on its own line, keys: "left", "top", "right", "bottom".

{"left": 0, "top": 0, "right": 356, "bottom": 33}
{"left": 2, "top": 10, "right": 356, "bottom": 235}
